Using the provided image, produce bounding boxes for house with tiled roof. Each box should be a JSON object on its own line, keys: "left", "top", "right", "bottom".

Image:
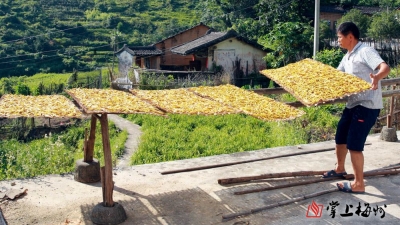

{"left": 115, "top": 23, "right": 269, "bottom": 87}
{"left": 115, "top": 45, "right": 162, "bottom": 75}
{"left": 115, "top": 23, "right": 210, "bottom": 77}
{"left": 171, "top": 29, "right": 268, "bottom": 78}
{"left": 320, "top": 5, "right": 385, "bottom": 31}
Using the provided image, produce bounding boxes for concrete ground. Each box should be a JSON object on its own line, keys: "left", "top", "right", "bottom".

{"left": 1, "top": 131, "right": 400, "bottom": 225}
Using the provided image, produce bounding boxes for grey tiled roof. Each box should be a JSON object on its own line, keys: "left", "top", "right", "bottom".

{"left": 353, "top": 6, "right": 383, "bottom": 14}
{"left": 321, "top": 5, "right": 384, "bottom": 15}
{"left": 171, "top": 30, "right": 266, "bottom": 55}
{"left": 320, "top": 5, "right": 346, "bottom": 14}
{"left": 115, "top": 44, "right": 162, "bottom": 56}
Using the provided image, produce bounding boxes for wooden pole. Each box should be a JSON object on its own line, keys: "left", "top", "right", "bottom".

{"left": 234, "top": 177, "right": 340, "bottom": 195}
{"left": 222, "top": 189, "right": 338, "bottom": 220}
{"left": 83, "top": 128, "right": 89, "bottom": 161}
{"left": 234, "top": 169, "right": 400, "bottom": 195}
{"left": 218, "top": 170, "right": 327, "bottom": 185}
{"left": 387, "top": 85, "right": 396, "bottom": 128}
{"left": 161, "top": 148, "right": 336, "bottom": 175}
{"left": 84, "top": 114, "right": 97, "bottom": 162}
{"left": 99, "top": 114, "right": 114, "bottom": 207}
{"left": 220, "top": 165, "right": 400, "bottom": 185}
{"left": 160, "top": 144, "right": 371, "bottom": 175}
{"left": 100, "top": 166, "right": 106, "bottom": 203}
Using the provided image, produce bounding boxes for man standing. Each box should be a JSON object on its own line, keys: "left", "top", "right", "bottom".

{"left": 322, "top": 22, "right": 390, "bottom": 193}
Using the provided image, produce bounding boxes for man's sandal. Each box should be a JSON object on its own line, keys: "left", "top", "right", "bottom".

{"left": 322, "top": 170, "right": 347, "bottom": 179}
{"left": 337, "top": 182, "right": 365, "bottom": 194}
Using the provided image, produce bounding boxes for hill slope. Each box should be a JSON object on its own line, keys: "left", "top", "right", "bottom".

{"left": 0, "top": 0, "right": 201, "bottom": 77}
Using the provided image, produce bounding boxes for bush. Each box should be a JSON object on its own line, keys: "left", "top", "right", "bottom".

{"left": 314, "top": 48, "right": 344, "bottom": 68}
{"left": 15, "top": 82, "right": 31, "bottom": 95}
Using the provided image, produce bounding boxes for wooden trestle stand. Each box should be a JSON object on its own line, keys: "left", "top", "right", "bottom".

{"left": 89, "top": 113, "right": 127, "bottom": 225}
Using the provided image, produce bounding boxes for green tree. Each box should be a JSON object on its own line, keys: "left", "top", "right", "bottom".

{"left": 67, "top": 69, "right": 79, "bottom": 88}
{"left": 339, "top": 0, "right": 359, "bottom": 8}
{"left": 320, "top": 20, "right": 335, "bottom": 40}
{"left": 315, "top": 48, "right": 345, "bottom": 68}
{"left": 196, "top": 0, "right": 259, "bottom": 33}
{"left": 0, "top": 78, "right": 15, "bottom": 94}
{"left": 259, "top": 22, "right": 314, "bottom": 68}
{"left": 378, "top": 0, "right": 398, "bottom": 9}
{"left": 34, "top": 81, "right": 45, "bottom": 95}
{"left": 16, "top": 82, "right": 31, "bottom": 95}
{"left": 357, "top": 0, "right": 378, "bottom": 5}
{"left": 256, "top": 0, "right": 314, "bottom": 30}
{"left": 338, "top": 9, "right": 371, "bottom": 38}
{"left": 368, "top": 10, "right": 400, "bottom": 40}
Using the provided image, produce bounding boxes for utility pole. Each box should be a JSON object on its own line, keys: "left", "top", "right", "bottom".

{"left": 313, "top": 0, "right": 320, "bottom": 58}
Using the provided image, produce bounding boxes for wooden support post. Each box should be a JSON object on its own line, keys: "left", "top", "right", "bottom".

{"left": 84, "top": 115, "right": 97, "bottom": 162}
{"left": 100, "top": 166, "right": 106, "bottom": 203}
{"left": 99, "top": 114, "right": 114, "bottom": 207}
{"left": 83, "top": 128, "right": 89, "bottom": 161}
{"left": 387, "top": 86, "right": 396, "bottom": 128}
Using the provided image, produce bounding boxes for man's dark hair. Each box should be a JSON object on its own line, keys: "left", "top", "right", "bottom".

{"left": 337, "top": 22, "right": 360, "bottom": 40}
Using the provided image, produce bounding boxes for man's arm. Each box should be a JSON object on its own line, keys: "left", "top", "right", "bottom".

{"left": 337, "top": 58, "right": 345, "bottom": 72}
{"left": 370, "top": 62, "right": 390, "bottom": 90}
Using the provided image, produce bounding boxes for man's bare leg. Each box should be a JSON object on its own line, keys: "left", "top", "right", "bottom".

{"left": 324, "top": 144, "right": 348, "bottom": 176}
{"left": 338, "top": 150, "right": 365, "bottom": 192}
{"left": 335, "top": 144, "right": 348, "bottom": 173}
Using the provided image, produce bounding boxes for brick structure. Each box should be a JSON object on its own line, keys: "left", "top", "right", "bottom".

{"left": 153, "top": 23, "right": 210, "bottom": 70}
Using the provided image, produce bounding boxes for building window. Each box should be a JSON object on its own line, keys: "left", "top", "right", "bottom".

{"left": 145, "top": 58, "right": 150, "bottom": 68}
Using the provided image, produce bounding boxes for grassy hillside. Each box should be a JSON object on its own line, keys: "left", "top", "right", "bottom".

{"left": 0, "top": 0, "right": 202, "bottom": 77}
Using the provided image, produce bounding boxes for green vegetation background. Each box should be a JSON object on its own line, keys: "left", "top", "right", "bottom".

{"left": 2, "top": 0, "right": 398, "bottom": 78}
{"left": 0, "top": 119, "right": 128, "bottom": 180}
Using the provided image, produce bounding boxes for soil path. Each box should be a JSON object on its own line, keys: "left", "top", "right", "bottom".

{"left": 107, "top": 114, "right": 142, "bottom": 169}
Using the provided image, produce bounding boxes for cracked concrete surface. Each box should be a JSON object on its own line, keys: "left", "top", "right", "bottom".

{"left": 1, "top": 122, "right": 400, "bottom": 225}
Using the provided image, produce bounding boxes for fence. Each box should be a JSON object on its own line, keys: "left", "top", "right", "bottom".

{"left": 112, "top": 68, "right": 220, "bottom": 90}
{"left": 114, "top": 68, "right": 273, "bottom": 90}
{"left": 327, "top": 38, "right": 400, "bottom": 67}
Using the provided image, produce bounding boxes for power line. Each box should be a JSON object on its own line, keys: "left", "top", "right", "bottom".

{"left": 1, "top": 25, "right": 90, "bottom": 45}
{"left": 0, "top": 41, "right": 126, "bottom": 71}
{"left": 0, "top": 28, "right": 110, "bottom": 62}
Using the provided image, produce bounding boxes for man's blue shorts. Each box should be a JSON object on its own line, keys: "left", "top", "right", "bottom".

{"left": 335, "top": 105, "right": 380, "bottom": 151}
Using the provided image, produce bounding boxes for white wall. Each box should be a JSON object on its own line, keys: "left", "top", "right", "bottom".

{"left": 117, "top": 51, "right": 133, "bottom": 78}
{"left": 207, "top": 38, "right": 267, "bottom": 76}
